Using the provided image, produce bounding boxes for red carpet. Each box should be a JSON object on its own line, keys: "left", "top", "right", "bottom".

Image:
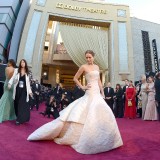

{"left": 0, "top": 102, "right": 160, "bottom": 160}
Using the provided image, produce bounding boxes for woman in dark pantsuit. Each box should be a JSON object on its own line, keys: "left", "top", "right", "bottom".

{"left": 114, "top": 84, "right": 124, "bottom": 118}
{"left": 8, "top": 59, "right": 32, "bottom": 125}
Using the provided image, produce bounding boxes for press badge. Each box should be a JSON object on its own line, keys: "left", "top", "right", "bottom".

{"left": 19, "top": 81, "right": 24, "bottom": 88}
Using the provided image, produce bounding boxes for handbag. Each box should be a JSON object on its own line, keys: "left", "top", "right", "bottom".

{"left": 138, "top": 100, "right": 142, "bottom": 108}
{"left": 128, "top": 100, "right": 132, "bottom": 107}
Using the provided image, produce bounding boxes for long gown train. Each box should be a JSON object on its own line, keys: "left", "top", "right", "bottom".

{"left": 28, "top": 70, "right": 123, "bottom": 154}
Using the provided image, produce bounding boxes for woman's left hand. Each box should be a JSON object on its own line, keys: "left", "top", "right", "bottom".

{"left": 101, "top": 94, "right": 105, "bottom": 99}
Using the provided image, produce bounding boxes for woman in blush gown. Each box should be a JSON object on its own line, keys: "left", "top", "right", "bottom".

{"left": 140, "top": 75, "right": 148, "bottom": 119}
{"left": 144, "top": 76, "right": 158, "bottom": 121}
{"left": 27, "top": 50, "right": 123, "bottom": 154}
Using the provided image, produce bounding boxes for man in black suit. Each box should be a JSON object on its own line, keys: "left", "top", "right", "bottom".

{"left": 53, "top": 83, "right": 63, "bottom": 105}
{"left": 104, "top": 82, "right": 114, "bottom": 111}
{"left": 32, "top": 79, "right": 41, "bottom": 110}
{"left": 122, "top": 79, "right": 129, "bottom": 115}
{"left": 123, "top": 79, "right": 129, "bottom": 96}
{"left": 122, "top": 79, "right": 129, "bottom": 102}
{"left": 155, "top": 72, "right": 160, "bottom": 121}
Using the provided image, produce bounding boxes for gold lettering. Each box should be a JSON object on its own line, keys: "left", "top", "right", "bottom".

{"left": 94, "top": 9, "right": 98, "bottom": 13}
{"left": 75, "top": 6, "right": 80, "bottom": 11}
{"left": 56, "top": 3, "right": 107, "bottom": 14}
{"left": 90, "top": 9, "right": 94, "bottom": 13}
{"left": 82, "top": 7, "right": 87, "bottom": 12}
{"left": 63, "top": 4, "right": 68, "bottom": 9}
{"left": 68, "top": 5, "right": 72, "bottom": 10}
{"left": 56, "top": 3, "right": 63, "bottom": 9}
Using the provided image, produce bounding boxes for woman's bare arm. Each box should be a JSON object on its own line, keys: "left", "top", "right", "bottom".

{"left": 73, "top": 65, "right": 85, "bottom": 90}
{"left": 8, "top": 68, "right": 18, "bottom": 88}
{"left": 73, "top": 65, "right": 91, "bottom": 90}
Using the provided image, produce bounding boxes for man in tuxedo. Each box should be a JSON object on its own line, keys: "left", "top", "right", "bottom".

{"left": 32, "top": 79, "right": 41, "bottom": 110}
{"left": 104, "top": 82, "right": 114, "bottom": 111}
{"left": 123, "top": 79, "right": 129, "bottom": 95}
{"left": 123, "top": 79, "right": 129, "bottom": 101}
{"left": 53, "top": 83, "right": 63, "bottom": 105}
{"left": 122, "top": 79, "right": 129, "bottom": 115}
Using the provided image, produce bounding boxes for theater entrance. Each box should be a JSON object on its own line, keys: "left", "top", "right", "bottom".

{"left": 17, "top": 0, "right": 134, "bottom": 87}
{"left": 41, "top": 15, "right": 109, "bottom": 88}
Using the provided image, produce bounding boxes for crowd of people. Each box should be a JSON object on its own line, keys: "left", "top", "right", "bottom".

{"left": 37, "top": 83, "right": 85, "bottom": 119}
{"left": 0, "top": 59, "right": 85, "bottom": 124}
{"left": 37, "top": 75, "right": 160, "bottom": 122}
{"left": 104, "top": 76, "right": 160, "bottom": 121}
{"left": 0, "top": 50, "right": 160, "bottom": 155}
{"left": 0, "top": 58, "right": 160, "bottom": 125}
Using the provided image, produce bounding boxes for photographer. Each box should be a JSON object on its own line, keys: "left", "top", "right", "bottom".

{"left": 32, "top": 79, "right": 41, "bottom": 110}
{"left": 40, "top": 95, "right": 59, "bottom": 119}
{"left": 60, "top": 92, "right": 70, "bottom": 110}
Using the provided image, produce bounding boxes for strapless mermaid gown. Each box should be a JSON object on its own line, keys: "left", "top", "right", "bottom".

{"left": 0, "top": 77, "right": 16, "bottom": 123}
{"left": 28, "top": 70, "right": 123, "bottom": 154}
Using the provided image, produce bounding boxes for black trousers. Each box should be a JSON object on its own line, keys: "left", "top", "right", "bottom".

{"left": 105, "top": 100, "right": 114, "bottom": 112}
{"left": 34, "top": 94, "right": 39, "bottom": 110}
{"left": 114, "top": 100, "right": 124, "bottom": 118}
{"left": 157, "top": 101, "right": 160, "bottom": 121}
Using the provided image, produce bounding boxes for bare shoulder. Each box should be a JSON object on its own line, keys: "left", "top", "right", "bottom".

{"left": 5, "top": 67, "right": 12, "bottom": 73}
{"left": 81, "top": 64, "right": 87, "bottom": 68}
{"left": 5, "top": 66, "right": 10, "bottom": 71}
{"left": 5, "top": 67, "right": 14, "bottom": 78}
{"left": 79, "top": 64, "right": 86, "bottom": 71}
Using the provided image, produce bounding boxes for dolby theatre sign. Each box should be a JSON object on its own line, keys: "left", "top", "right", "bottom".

{"left": 56, "top": 3, "right": 108, "bottom": 14}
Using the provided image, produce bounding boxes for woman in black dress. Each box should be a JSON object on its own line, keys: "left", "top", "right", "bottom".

{"left": 8, "top": 59, "right": 32, "bottom": 125}
{"left": 114, "top": 84, "right": 124, "bottom": 118}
